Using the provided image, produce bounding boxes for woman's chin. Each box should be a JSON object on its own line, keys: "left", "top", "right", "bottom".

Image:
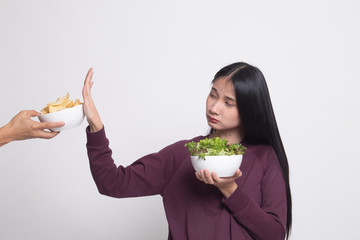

{"left": 208, "top": 123, "right": 222, "bottom": 131}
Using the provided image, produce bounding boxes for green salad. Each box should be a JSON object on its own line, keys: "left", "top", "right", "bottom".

{"left": 185, "top": 137, "right": 246, "bottom": 160}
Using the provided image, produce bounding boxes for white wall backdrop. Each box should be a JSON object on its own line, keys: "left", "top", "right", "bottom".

{"left": 1, "top": 0, "right": 359, "bottom": 239}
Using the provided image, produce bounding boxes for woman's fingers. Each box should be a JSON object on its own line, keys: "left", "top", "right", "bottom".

{"left": 204, "top": 169, "right": 215, "bottom": 184}
{"left": 211, "top": 172, "right": 222, "bottom": 184}
{"left": 84, "top": 68, "right": 93, "bottom": 85}
{"left": 196, "top": 169, "right": 215, "bottom": 185}
{"left": 195, "top": 169, "right": 242, "bottom": 186}
{"left": 235, "top": 169, "right": 242, "bottom": 178}
{"left": 81, "top": 68, "right": 103, "bottom": 132}
{"left": 195, "top": 172, "right": 203, "bottom": 181}
{"left": 82, "top": 68, "right": 95, "bottom": 112}
{"left": 195, "top": 170, "right": 208, "bottom": 183}
{"left": 82, "top": 68, "right": 94, "bottom": 100}
{"left": 195, "top": 169, "right": 242, "bottom": 198}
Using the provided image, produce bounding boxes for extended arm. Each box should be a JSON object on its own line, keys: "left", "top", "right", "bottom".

{"left": 0, "top": 110, "right": 64, "bottom": 147}
{"left": 82, "top": 68, "right": 180, "bottom": 197}
{"left": 86, "top": 126, "right": 183, "bottom": 198}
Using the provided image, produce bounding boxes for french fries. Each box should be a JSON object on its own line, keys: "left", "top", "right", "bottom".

{"left": 41, "top": 93, "right": 82, "bottom": 114}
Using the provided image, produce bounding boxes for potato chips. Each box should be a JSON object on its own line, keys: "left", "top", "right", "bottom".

{"left": 41, "top": 93, "right": 82, "bottom": 114}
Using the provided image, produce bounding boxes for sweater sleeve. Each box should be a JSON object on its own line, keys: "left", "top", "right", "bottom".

{"left": 86, "top": 126, "right": 182, "bottom": 198}
{"left": 222, "top": 147, "right": 287, "bottom": 240}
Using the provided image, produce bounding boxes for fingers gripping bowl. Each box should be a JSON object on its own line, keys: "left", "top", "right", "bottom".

{"left": 38, "top": 93, "right": 85, "bottom": 131}
{"left": 185, "top": 137, "right": 246, "bottom": 177}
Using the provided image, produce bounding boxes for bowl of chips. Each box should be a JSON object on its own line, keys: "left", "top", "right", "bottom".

{"left": 38, "top": 93, "right": 85, "bottom": 131}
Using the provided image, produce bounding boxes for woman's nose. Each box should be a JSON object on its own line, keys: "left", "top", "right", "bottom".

{"left": 209, "top": 101, "right": 220, "bottom": 115}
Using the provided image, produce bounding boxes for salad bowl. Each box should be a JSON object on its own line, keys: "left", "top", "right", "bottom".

{"left": 185, "top": 137, "right": 246, "bottom": 178}
{"left": 191, "top": 155, "right": 243, "bottom": 177}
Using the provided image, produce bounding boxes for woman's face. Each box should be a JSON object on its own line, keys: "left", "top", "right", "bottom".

{"left": 206, "top": 77, "right": 241, "bottom": 132}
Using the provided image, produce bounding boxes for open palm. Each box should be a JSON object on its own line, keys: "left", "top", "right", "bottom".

{"left": 82, "top": 68, "right": 103, "bottom": 132}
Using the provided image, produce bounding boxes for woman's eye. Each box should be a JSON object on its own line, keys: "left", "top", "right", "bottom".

{"left": 210, "top": 94, "right": 216, "bottom": 99}
{"left": 225, "top": 102, "right": 234, "bottom": 107}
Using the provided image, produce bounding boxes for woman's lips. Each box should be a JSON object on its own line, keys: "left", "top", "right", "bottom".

{"left": 208, "top": 116, "right": 219, "bottom": 123}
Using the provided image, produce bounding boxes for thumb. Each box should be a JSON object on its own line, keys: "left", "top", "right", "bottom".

{"left": 25, "top": 110, "right": 41, "bottom": 117}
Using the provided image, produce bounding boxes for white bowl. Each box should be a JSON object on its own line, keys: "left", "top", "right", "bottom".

{"left": 38, "top": 104, "right": 85, "bottom": 131}
{"left": 191, "top": 155, "right": 243, "bottom": 177}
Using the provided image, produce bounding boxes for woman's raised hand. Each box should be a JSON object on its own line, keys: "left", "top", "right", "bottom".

{"left": 82, "top": 68, "right": 103, "bottom": 132}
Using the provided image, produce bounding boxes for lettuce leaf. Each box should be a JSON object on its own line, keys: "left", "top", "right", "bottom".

{"left": 185, "top": 137, "right": 246, "bottom": 160}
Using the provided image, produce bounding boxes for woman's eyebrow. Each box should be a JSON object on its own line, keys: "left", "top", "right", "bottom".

{"left": 225, "top": 96, "right": 236, "bottom": 102}
{"left": 211, "top": 87, "right": 218, "bottom": 93}
{"left": 212, "top": 87, "right": 236, "bottom": 101}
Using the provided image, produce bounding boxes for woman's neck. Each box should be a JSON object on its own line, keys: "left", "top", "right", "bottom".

{"left": 210, "top": 127, "right": 245, "bottom": 144}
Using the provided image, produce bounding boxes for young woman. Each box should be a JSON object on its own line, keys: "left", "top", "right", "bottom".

{"left": 82, "top": 62, "right": 292, "bottom": 240}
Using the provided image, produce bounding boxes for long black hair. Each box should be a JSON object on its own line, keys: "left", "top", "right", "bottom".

{"left": 211, "top": 62, "right": 292, "bottom": 238}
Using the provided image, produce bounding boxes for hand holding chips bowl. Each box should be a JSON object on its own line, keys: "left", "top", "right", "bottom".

{"left": 38, "top": 93, "right": 85, "bottom": 131}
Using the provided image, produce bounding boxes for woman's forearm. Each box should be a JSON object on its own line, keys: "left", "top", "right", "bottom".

{"left": 0, "top": 124, "right": 13, "bottom": 147}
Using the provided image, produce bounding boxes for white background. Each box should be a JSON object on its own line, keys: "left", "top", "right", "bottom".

{"left": 1, "top": 0, "right": 359, "bottom": 239}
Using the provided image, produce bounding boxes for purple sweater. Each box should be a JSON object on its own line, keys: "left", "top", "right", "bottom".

{"left": 86, "top": 127, "right": 287, "bottom": 240}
